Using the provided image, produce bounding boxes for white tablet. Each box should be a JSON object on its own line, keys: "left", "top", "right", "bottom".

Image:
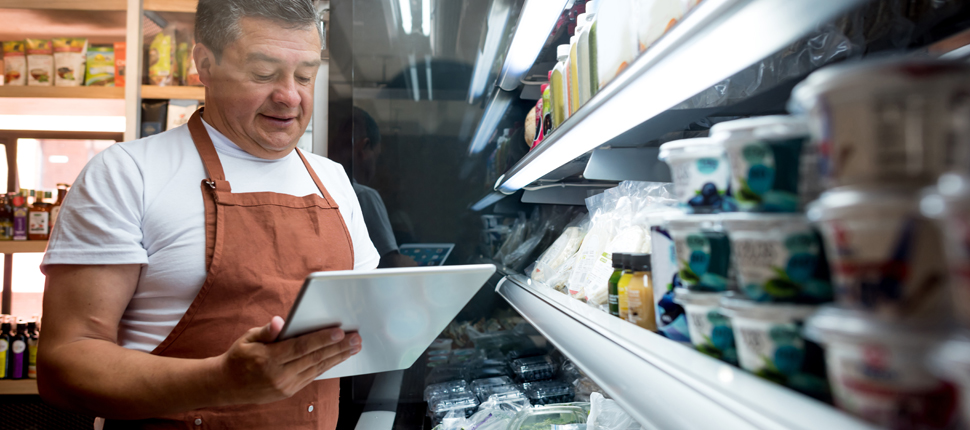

{"left": 277, "top": 264, "right": 496, "bottom": 379}
{"left": 398, "top": 243, "right": 455, "bottom": 266}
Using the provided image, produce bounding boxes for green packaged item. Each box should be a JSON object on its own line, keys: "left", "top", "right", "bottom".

{"left": 84, "top": 45, "right": 115, "bottom": 86}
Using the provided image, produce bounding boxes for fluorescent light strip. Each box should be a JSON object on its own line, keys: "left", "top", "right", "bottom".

{"left": 422, "top": 0, "right": 432, "bottom": 36}
{"left": 468, "top": 90, "right": 514, "bottom": 155}
{"left": 471, "top": 192, "right": 507, "bottom": 211}
{"left": 498, "top": 0, "right": 866, "bottom": 193}
{"left": 425, "top": 55, "right": 434, "bottom": 101}
{"left": 467, "top": 0, "right": 512, "bottom": 103}
{"left": 399, "top": 0, "right": 413, "bottom": 34}
{"left": 408, "top": 53, "right": 420, "bottom": 101}
{"left": 0, "top": 115, "right": 126, "bottom": 132}
{"left": 498, "top": 0, "right": 570, "bottom": 91}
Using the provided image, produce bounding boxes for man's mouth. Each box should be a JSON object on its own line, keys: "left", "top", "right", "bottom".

{"left": 259, "top": 114, "right": 297, "bottom": 127}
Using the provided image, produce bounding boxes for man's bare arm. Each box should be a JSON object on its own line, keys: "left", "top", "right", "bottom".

{"left": 38, "top": 264, "right": 361, "bottom": 419}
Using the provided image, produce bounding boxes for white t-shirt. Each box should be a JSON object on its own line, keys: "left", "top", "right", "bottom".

{"left": 42, "top": 120, "right": 380, "bottom": 353}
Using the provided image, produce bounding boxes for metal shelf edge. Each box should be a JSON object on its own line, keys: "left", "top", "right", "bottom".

{"left": 497, "top": 275, "right": 876, "bottom": 430}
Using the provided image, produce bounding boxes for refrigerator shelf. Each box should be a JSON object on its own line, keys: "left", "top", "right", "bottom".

{"left": 496, "top": 274, "right": 876, "bottom": 430}
{"left": 494, "top": 0, "right": 867, "bottom": 194}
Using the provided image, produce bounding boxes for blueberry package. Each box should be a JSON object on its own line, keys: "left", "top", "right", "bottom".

{"left": 3, "top": 41, "right": 26, "bottom": 86}
{"left": 53, "top": 38, "right": 87, "bottom": 87}
{"left": 25, "top": 39, "right": 53, "bottom": 86}
{"left": 520, "top": 380, "right": 575, "bottom": 405}
{"left": 510, "top": 355, "right": 557, "bottom": 382}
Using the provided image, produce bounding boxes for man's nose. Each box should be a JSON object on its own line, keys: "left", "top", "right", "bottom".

{"left": 271, "top": 77, "right": 301, "bottom": 108}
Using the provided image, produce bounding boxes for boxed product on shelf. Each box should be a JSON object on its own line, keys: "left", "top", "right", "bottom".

{"left": 52, "top": 38, "right": 87, "bottom": 87}
{"left": 510, "top": 355, "right": 557, "bottom": 382}
{"left": 25, "top": 38, "right": 53, "bottom": 86}
{"left": 114, "top": 42, "right": 126, "bottom": 87}
{"left": 84, "top": 45, "right": 115, "bottom": 86}
{"left": 3, "top": 41, "right": 26, "bottom": 86}
{"left": 147, "top": 28, "right": 176, "bottom": 86}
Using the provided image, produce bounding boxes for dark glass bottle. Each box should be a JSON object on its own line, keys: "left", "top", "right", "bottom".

{"left": 0, "top": 317, "right": 11, "bottom": 379}
{"left": 9, "top": 320, "right": 27, "bottom": 379}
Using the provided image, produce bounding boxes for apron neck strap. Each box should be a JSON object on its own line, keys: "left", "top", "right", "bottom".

{"left": 188, "top": 108, "right": 227, "bottom": 184}
{"left": 295, "top": 148, "right": 331, "bottom": 201}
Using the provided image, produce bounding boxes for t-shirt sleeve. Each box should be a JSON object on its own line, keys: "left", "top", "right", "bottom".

{"left": 354, "top": 186, "right": 399, "bottom": 257}
{"left": 42, "top": 145, "right": 148, "bottom": 273}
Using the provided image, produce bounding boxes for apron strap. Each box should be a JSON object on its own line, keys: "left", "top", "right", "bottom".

{"left": 296, "top": 148, "right": 339, "bottom": 209}
{"left": 188, "top": 108, "right": 228, "bottom": 188}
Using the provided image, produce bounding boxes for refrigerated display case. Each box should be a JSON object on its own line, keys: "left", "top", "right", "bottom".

{"left": 332, "top": 0, "right": 970, "bottom": 428}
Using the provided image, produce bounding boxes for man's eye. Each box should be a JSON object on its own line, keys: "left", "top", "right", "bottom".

{"left": 254, "top": 74, "right": 273, "bottom": 81}
{"left": 297, "top": 76, "right": 312, "bottom": 84}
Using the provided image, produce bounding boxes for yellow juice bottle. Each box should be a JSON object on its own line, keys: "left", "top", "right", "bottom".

{"left": 626, "top": 253, "right": 657, "bottom": 331}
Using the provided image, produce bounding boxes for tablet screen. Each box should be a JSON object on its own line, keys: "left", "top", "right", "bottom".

{"left": 399, "top": 244, "right": 454, "bottom": 266}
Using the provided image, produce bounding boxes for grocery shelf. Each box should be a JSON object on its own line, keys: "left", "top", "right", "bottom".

{"left": 143, "top": 0, "right": 197, "bottom": 13}
{"left": 495, "top": 0, "right": 867, "bottom": 193}
{"left": 0, "top": 0, "right": 126, "bottom": 11}
{"left": 0, "top": 241, "right": 48, "bottom": 254}
{"left": 0, "top": 86, "right": 124, "bottom": 100}
{"left": 496, "top": 275, "right": 876, "bottom": 430}
{"left": 141, "top": 86, "right": 205, "bottom": 101}
{"left": 0, "top": 380, "right": 39, "bottom": 395}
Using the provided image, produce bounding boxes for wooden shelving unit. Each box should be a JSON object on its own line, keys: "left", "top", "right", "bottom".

{"left": 144, "top": 0, "right": 197, "bottom": 13}
{"left": 0, "top": 241, "right": 48, "bottom": 254}
{"left": 0, "top": 86, "right": 124, "bottom": 99}
{"left": 0, "top": 380, "right": 39, "bottom": 395}
{"left": 0, "top": 0, "right": 197, "bottom": 12}
{"left": 141, "top": 85, "right": 205, "bottom": 101}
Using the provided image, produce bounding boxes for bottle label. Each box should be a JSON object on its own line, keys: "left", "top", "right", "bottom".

{"left": 0, "top": 220, "right": 11, "bottom": 240}
{"left": 28, "top": 341, "right": 38, "bottom": 379}
{"left": 28, "top": 211, "right": 49, "bottom": 235}
{"left": 0, "top": 339, "right": 6, "bottom": 378}
{"left": 13, "top": 208, "right": 28, "bottom": 240}
{"left": 11, "top": 340, "right": 25, "bottom": 378}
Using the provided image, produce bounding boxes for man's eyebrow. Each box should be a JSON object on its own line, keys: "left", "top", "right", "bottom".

{"left": 246, "top": 52, "right": 322, "bottom": 68}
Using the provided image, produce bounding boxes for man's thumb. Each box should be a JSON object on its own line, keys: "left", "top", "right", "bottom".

{"left": 249, "top": 316, "right": 286, "bottom": 343}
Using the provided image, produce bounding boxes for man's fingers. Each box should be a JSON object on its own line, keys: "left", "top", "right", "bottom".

{"left": 271, "top": 327, "right": 347, "bottom": 362}
{"left": 284, "top": 334, "right": 360, "bottom": 372}
{"left": 294, "top": 346, "right": 357, "bottom": 383}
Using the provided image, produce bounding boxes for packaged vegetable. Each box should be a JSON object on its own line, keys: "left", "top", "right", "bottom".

{"left": 428, "top": 392, "right": 479, "bottom": 422}
{"left": 532, "top": 223, "right": 588, "bottom": 286}
{"left": 509, "top": 405, "right": 587, "bottom": 430}
{"left": 148, "top": 29, "right": 175, "bottom": 86}
{"left": 3, "top": 41, "right": 26, "bottom": 86}
{"left": 424, "top": 380, "right": 470, "bottom": 402}
{"left": 84, "top": 46, "right": 115, "bottom": 86}
{"left": 25, "top": 39, "right": 53, "bottom": 86}
{"left": 52, "top": 38, "right": 87, "bottom": 86}
{"left": 510, "top": 355, "right": 557, "bottom": 382}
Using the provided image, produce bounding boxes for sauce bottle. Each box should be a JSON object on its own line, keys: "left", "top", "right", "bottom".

{"left": 0, "top": 316, "right": 9, "bottom": 379}
{"left": 0, "top": 194, "right": 11, "bottom": 241}
{"left": 11, "top": 191, "right": 28, "bottom": 241}
{"left": 552, "top": 45, "right": 569, "bottom": 129}
{"left": 27, "top": 319, "right": 38, "bottom": 379}
{"left": 626, "top": 253, "right": 657, "bottom": 331}
{"left": 10, "top": 319, "right": 27, "bottom": 379}
{"left": 51, "top": 183, "right": 69, "bottom": 230}
{"left": 28, "top": 191, "right": 51, "bottom": 240}
{"left": 608, "top": 253, "right": 626, "bottom": 317}
{"left": 617, "top": 256, "right": 634, "bottom": 320}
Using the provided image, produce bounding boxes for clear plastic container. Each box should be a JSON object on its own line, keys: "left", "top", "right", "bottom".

{"left": 521, "top": 380, "right": 576, "bottom": 405}
{"left": 505, "top": 348, "right": 546, "bottom": 362}
{"left": 719, "top": 294, "right": 829, "bottom": 401}
{"left": 805, "top": 306, "right": 956, "bottom": 429}
{"left": 510, "top": 355, "right": 557, "bottom": 382}
{"left": 674, "top": 289, "right": 737, "bottom": 365}
{"left": 658, "top": 138, "right": 733, "bottom": 214}
{"left": 508, "top": 405, "right": 588, "bottom": 430}
{"left": 479, "top": 383, "right": 528, "bottom": 405}
{"left": 807, "top": 185, "right": 949, "bottom": 320}
{"left": 471, "top": 376, "right": 516, "bottom": 401}
{"left": 720, "top": 213, "right": 833, "bottom": 304}
{"left": 428, "top": 392, "right": 480, "bottom": 421}
{"left": 424, "top": 380, "right": 470, "bottom": 402}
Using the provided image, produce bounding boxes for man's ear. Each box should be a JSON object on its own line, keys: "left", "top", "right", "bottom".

{"left": 194, "top": 43, "right": 214, "bottom": 86}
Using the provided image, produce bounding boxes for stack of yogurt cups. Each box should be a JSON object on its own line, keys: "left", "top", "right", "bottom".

{"left": 789, "top": 58, "right": 970, "bottom": 429}
{"left": 657, "top": 114, "right": 837, "bottom": 402}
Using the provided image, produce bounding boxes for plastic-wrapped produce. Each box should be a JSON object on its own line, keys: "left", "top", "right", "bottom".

{"left": 532, "top": 223, "right": 589, "bottom": 285}
{"left": 521, "top": 380, "right": 576, "bottom": 405}
{"left": 424, "top": 380, "right": 470, "bottom": 402}
{"left": 510, "top": 355, "right": 558, "bottom": 382}
{"left": 506, "top": 348, "right": 547, "bottom": 362}
{"left": 479, "top": 384, "right": 529, "bottom": 405}
{"left": 509, "top": 405, "right": 588, "bottom": 430}
{"left": 471, "top": 376, "right": 516, "bottom": 401}
{"left": 428, "top": 392, "right": 480, "bottom": 422}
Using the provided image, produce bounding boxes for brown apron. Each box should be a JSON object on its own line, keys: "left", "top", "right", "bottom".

{"left": 105, "top": 110, "right": 355, "bottom": 429}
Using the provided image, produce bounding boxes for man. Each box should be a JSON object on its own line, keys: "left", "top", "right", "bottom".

{"left": 37, "top": 0, "right": 380, "bottom": 428}
{"left": 342, "top": 107, "right": 417, "bottom": 268}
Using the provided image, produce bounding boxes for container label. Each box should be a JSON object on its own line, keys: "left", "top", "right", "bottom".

{"left": 733, "top": 318, "right": 830, "bottom": 400}
{"left": 730, "top": 227, "right": 832, "bottom": 303}
{"left": 652, "top": 226, "right": 690, "bottom": 342}
{"left": 673, "top": 229, "right": 731, "bottom": 292}
{"left": 28, "top": 211, "right": 49, "bottom": 235}
{"left": 684, "top": 305, "right": 737, "bottom": 365}
{"left": 669, "top": 154, "right": 732, "bottom": 213}
{"left": 726, "top": 138, "right": 807, "bottom": 212}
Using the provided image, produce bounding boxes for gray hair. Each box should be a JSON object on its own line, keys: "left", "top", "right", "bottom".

{"left": 195, "top": 0, "right": 321, "bottom": 63}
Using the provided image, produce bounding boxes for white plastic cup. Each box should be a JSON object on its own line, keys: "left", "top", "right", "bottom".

{"left": 658, "top": 138, "right": 733, "bottom": 214}
{"left": 929, "top": 334, "right": 970, "bottom": 427}
{"left": 673, "top": 289, "right": 737, "bottom": 365}
{"left": 667, "top": 214, "right": 733, "bottom": 292}
{"left": 921, "top": 173, "right": 970, "bottom": 327}
{"left": 807, "top": 185, "right": 949, "bottom": 321}
{"left": 805, "top": 307, "right": 957, "bottom": 429}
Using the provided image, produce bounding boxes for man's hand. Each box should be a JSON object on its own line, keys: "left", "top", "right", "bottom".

{"left": 215, "top": 316, "right": 361, "bottom": 405}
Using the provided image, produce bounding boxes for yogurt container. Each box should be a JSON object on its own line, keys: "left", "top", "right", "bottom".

{"left": 711, "top": 115, "right": 817, "bottom": 212}
{"left": 721, "top": 213, "right": 833, "bottom": 304}
{"left": 720, "top": 294, "right": 830, "bottom": 402}
{"left": 929, "top": 334, "right": 970, "bottom": 427}
{"left": 807, "top": 185, "right": 949, "bottom": 320}
{"left": 805, "top": 307, "right": 958, "bottom": 429}
{"left": 667, "top": 214, "right": 733, "bottom": 292}
{"left": 789, "top": 59, "right": 970, "bottom": 189}
{"left": 674, "top": 289, "right": 738, "bottom": 365}
{"left": 648, "top": 213, "right": 690, "bottom": 342}
{"left": 658, "top": 138, "right": 735, "bottom": 214}
{"left": 921, "top": 173, "right": 970, "bottom": 327}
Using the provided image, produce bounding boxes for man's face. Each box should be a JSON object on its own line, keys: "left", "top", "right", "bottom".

{"left": 198, "top": 17, "right": 321, "bottom": 159}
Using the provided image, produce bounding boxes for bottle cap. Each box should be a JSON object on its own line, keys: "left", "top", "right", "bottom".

{"left": 557, "top": 45, "right": 570, "bottom": 60}
{"left": 548, "top": 70, "right": 554, "bottom": 81}
{"left": 45, "top": 191, "right": 52, "bottom": 199}
{"left": 540, "top": 83, "right": 549, "bottom": 92}
{"left": 612, "top": 253, "right": 626, "bottom": 269}
{"left": 627, "top": 253, "right": 652, "bottom": 271}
